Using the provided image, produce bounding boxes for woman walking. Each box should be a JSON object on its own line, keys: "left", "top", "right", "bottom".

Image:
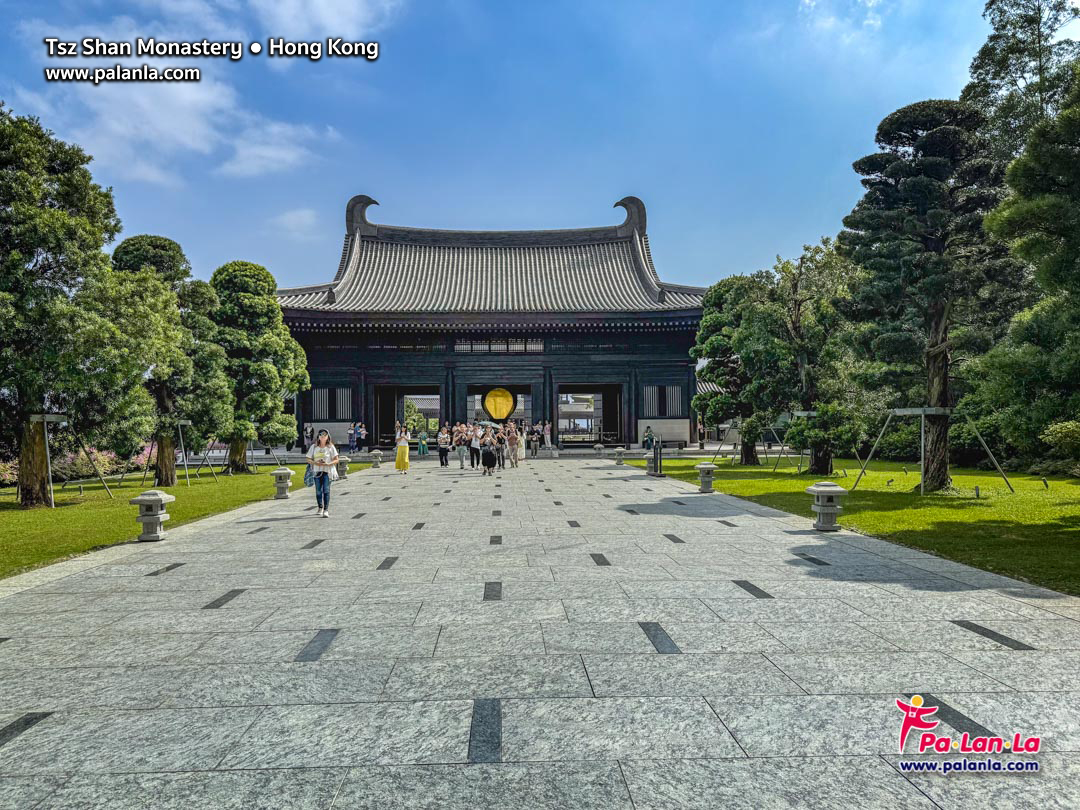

{"left": 495, "top": 426, "right": 507, "bottom": 469}
{"left": 437, "top": 425, "right": 451, "bottom": 467}
{"left": 469, "top": 425, "right": 482, "bottom": 469}
{"left": 454, "top": 424, "right": 468, "bottom": 469}
{"left": 480, "top": 429, "right": 497, "bottom": 476}
{"left": 418, "top": 428, "right": 429, "bottom": 457}
{"left": 506, "top": 426, "right": 519, "bottom": 468}
{"left": 395, "top": 426, "right": 411, "bottom": 474}
{"left": 306, "top": 429, "right": 338, "bottom": 518}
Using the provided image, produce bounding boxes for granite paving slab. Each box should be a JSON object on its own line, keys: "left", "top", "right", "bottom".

{"left": 2, "top": 460, "right": 1078, "bottom": 807}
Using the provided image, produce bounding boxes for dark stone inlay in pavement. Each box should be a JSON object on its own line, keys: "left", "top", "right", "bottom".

{"left": 467, "top": 698, "right": 502, "bottom": 764}
{"left": 950, "top": 620, "right": 1037, "bottom": 651}
{"left": 295, "top": 628, "right": 340, "bottom": 662}
{"left": 664, "top": 534, "right": 685, "bottom": 544}
{"left": 382, "top": 497, "right": 391, "bottom": 502}
{"left": 490, "top": 535, "right": 502, "bottom": 545}
{"left": 794, "top": 553, "right": 830, "bottom": 566}
{"left": 718, "top": 520, "right": 737, "bottom": 527}
{"left": 494, "top": 495, "right": 502, "bottom": 499}
{"left": 146, "top": 563, "right": 185, "bottom": 576}
{"left": 444, "top": 489, "right": 452, "bottom": 493}
{"left": 202, "top": 589, "right": 246, "bottom": 609}
{"left": 352, "top": 513, "right": 366, "bottom": 519}
{"left": 626, "top": 510, "right": 639, "bottom": 516}
{"left": 568, "top": 521, "right": 581, "bottom": 528}
{"left": 590, "top": 553, "right": 610, "bottom": 566}
{"left": 544, "top": 488, "right": 552, "bottom": 493}
{"left": 433, "top": 502, "right": 441, "bottom": 506}
{"left": 732, "top": 580, "right": 774, "bottom": 599}
{"left": 248, "top": 526, "right": 269, "bottom": 535}
{"left": 483, "top": 581, "right": 502, "bottom": 601}
{"left": 639, "top": 621, "right": 682, "bottom": 654}
{"left": 377, "top": 557, "right": 399, "bottom": 571}
{"left": 413, "top": 523, "right": 425, "bottom": 530}
{"left": 0, "top": 712, "right": 53, "bottom": 749}
{"left": 302, "top": 538, "right": 326, "bottom": 549}
{"left": 493, "top": 510, "right": 502, "bottom": 517}
{"left": 904, "top": 692, "right": 997, "bottom": 739}
{"left": 673, "top": 500, "right": 686, "bottom": 505}
{"left": 553, "top": 501, "right": 563, "bottom": 506}
{"left": 603, "top": 494, "right": 612, "bottom": 498}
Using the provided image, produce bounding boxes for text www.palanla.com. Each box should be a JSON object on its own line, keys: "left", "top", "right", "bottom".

{"left": 44, "top": 65, "right": 200, "bottom": 85}
{"left": 897, "top": 758, "right": 1040, "bottom": 774}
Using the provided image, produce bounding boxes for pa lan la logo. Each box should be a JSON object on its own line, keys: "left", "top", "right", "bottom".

{"left": 896, "top": 694, "right": 1041, "bottom": 755}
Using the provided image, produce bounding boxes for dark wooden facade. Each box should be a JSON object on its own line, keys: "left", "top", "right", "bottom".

{"left": 278, "top": 195, "right": 705, "bottom": 447}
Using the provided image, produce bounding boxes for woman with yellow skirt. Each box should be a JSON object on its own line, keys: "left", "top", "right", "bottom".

{"left": 395, "top": 428, "right": 411, "bottom": 474}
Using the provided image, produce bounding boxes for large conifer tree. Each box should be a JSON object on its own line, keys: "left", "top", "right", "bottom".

{"left": 840, "top": 100, "right": 1025, "bottom": 491}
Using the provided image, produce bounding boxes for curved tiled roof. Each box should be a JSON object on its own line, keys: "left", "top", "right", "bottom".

{"left": 276, "top": 195, "right": 705, "bottom": 315}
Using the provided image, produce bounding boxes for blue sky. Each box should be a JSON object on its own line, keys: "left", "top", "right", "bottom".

{"left": 3, "top": 0, "right": 992, "bottom": 289}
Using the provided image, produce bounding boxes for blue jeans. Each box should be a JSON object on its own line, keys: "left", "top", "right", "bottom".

{"left": 314, "top": 471, "right": 330, "bottom": 509}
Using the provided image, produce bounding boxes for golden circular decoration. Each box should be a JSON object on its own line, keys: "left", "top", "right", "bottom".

{"left": 482, "top": 388, "right": 515, "bottom": 420}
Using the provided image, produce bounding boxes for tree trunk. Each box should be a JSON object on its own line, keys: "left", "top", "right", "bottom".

{"left": 227, "top": 438, "right": 250, "bottom": 473}
{"left": 808, "top": 445, "right": 833, "bottom": 476}
{"left": 18, "top": 420, "right": 50, "bottom": 508}
{"left": 740, "top": 438, "right": 760, "bottom": 466}
{"left": 924, "top": 307, "right": 951, "bottom": 492}
{"left": 156, "top": 432, "right": 177, "bottom": 487}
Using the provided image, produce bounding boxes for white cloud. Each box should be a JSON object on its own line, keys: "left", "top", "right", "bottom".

{"left": 798, "top": 0, "right": 894, "bottom": 46}
{"left": 269, "top": 207, "right": 320, "bottom": 239}
{"left": 247, "top": 0, "right": 402, "bottom": 40}
{"left": 11, "top": 1, "right": 402, "bottom": 186}
{"left": 218, "top": 121, "right": 319, "bottom": 177}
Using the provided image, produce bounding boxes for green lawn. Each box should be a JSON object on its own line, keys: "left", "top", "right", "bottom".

{"left": 628, "top": 456, "right": 1080, "bottom": 595}
{"left": 0, "top": 463, "right": 360, "bottom": 580}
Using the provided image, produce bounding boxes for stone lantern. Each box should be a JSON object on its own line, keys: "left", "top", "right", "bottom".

{"left": 271, "top": 467, "right": 294, "bottom": 499}
{"left": 614, "top": 447, "right": 625, "bottom": 465}
{"left": 694, "top": 463, "right": 717, "bottom": 494}
{"left": 336, "top": 455, "right": 350, "bottom": 480}
{"left": 370, "top": 449, "right": 383, "bottom": 468}
{"left": 129, "top": 489, "right": 175, "bottom": 542}
{"left": 593, "top": 443, "right": 605, "bottom": 458}
{"left": 805, "top": 481, "right": 847, "bottom": 531}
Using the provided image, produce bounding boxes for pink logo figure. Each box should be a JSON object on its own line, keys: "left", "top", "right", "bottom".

{"left": 896, "top": 694, "right": 939, "bottom": 753}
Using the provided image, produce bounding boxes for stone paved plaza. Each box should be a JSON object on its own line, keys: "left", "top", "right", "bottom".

{"left": 1, "top": 459, "right": 1079, "bottom": 808}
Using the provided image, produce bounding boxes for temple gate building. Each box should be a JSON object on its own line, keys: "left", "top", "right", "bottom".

{"left": 277, "top": 195, "right": 706, "bottom": 448}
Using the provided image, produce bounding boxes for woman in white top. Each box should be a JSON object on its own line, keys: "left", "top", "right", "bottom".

{"left": 395, "top": 427, "right": 411, "bottom": 474}
{"left": 305, "top": 429, "right": 339, "bottom": 517}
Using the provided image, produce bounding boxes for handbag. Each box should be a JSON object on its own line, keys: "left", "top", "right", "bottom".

{"left": 303, "top": 466, "right": 314, "bottom": 487}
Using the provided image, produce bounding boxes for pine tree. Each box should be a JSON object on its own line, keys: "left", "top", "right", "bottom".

{"left": 210, "top": 260, "right": 309, "bottom": 472}
{"left": 840, "top": 100, "right": 1027, "bottom": 491}
{"left": 961, "top": 0, "right": 1080, "bottom": 162}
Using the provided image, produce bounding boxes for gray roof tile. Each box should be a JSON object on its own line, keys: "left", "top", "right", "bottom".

{"left": 277, "top": 196, "right": 704, "bottom": 314}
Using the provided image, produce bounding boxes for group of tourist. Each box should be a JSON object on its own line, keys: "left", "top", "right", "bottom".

{"left": 307, "top": 417, "right": 557, "bottom": 512}
{"left": 345, "top": 422, "right": 369, "bottom": 452}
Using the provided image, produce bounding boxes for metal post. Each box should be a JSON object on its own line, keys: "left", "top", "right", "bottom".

{"left": 852, "top": 412, "right": 892, "bottom": 491}
{"left": 117, "top": 447, "right": 138, "bottom": 486}
{"left": 42, "top": 420, "right": 56, "bottom": 509}
{"left": 965, "top": 414, "right": 1014, "bottom": 493}
{"left": 177, "top": 422, "right": 191, "bottom": 488}
{"left": 141, "top": 440, "right": 156, "bottom": 487}
{"left": 771, "top": 426, "right": 792, "bottom": 472}
{"left": 920, "top": 412, "right": 926, "bottom": 496}
{"left": 710, "top": 424, "right": 732, "bottom": 464}
{"left": 73, "top": 430, "right": 113, "bottom": 498}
